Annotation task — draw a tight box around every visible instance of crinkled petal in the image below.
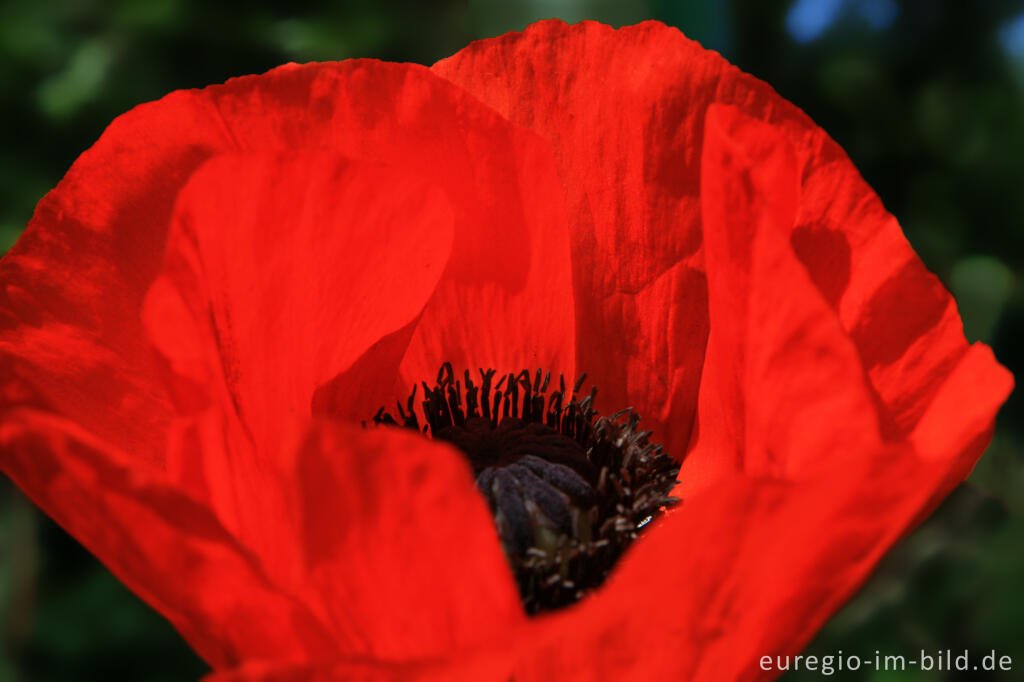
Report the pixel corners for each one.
[432,19,1008,465]
[3,388,523,669]
[681,104,881,490]
[142,60,577,583]
[4,55,575,467]
[505,103,1012,681]
[190,60,576,404]
[0,398,337,670]
[138,408,524,668]
[244,420,524,662]
[433,20,724,458]
[2,22,1013,678]
[3,59,574,665]
[143,151,453,531]
[392,116,576,389]
[515,447,944,681]
[0,91,213,468]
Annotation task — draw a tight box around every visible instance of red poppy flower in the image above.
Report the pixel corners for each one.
[0,19,1012,681]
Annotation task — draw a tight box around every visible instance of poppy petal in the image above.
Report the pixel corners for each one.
[0,104,202,468]
[145,149,453,461]
[141,60,576,465]
[2,58,574,475]
[5,58,573,670]
[142,150,455,572]
[202,652,514,682]
[395,130,576,393]
[680,103,883,491]
[189,60,576,407]
[0,399,337,670]
[907,341,1013,498]
[157,412,523,668]
[268,420,524,661]
[514,448,942,681]
[432,20,726,458]
[433,19,1007,468]
[506,103,1011,681]
[2,22,1011,678]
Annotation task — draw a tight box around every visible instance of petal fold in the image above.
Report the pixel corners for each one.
[432,19,1010,466]
[433,20,729,457]
[264,421,525,661]
[5,59,574,667]
[144,150,453,469]
[0,401,336,670]
[680,104,882,490]
[506,103,1011,681]
[1,24,1013,678]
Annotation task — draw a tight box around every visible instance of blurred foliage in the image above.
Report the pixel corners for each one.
[0,0,1021,680]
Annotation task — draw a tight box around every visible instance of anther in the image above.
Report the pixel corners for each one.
[373,364,680,614]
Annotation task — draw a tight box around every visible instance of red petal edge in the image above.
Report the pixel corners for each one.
[432,19,1009,472]
[243,420,525,663]
[0,400,337,668]
[501,104,1012,681]
[3,57,574,670]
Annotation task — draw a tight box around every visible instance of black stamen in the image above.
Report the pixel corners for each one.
[372,365,681,614]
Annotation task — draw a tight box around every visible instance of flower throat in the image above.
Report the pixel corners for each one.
[373,363,680,614]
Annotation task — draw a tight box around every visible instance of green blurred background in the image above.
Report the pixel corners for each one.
[0,1,1021,680]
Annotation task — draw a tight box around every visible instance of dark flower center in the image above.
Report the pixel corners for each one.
[372,363,680,614]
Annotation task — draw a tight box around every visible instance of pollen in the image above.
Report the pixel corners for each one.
[373,363,680,614]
